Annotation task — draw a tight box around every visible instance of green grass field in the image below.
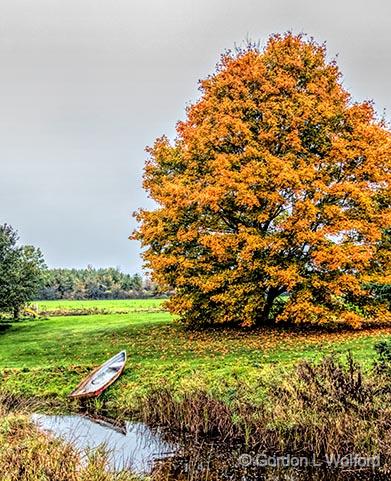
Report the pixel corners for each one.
[35,298,165,313]
[0,299,390,412]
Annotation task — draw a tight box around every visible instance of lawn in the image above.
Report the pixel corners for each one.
[0,299,390,413]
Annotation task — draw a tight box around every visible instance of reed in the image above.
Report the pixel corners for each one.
[136,351,391,473]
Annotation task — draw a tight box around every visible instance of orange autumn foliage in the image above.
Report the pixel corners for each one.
[134,33,391,328]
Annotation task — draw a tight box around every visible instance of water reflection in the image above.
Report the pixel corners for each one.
[31,413,176,473]
[154,442,389,481]
[32,414,389,480]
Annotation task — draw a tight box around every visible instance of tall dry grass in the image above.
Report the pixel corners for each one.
[136,351,391,474]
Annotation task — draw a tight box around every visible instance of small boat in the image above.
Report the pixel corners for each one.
[69,351,127,399]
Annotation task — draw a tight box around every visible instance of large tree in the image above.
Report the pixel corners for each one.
[135,34,391,328]
[0,224,46,319]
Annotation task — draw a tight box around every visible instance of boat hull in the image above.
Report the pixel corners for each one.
[69,351,127,399]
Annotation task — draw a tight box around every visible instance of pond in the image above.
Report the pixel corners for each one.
[32,413,388,481]
[31,413,176,474]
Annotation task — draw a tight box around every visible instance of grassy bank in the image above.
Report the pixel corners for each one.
[0,299,390,410]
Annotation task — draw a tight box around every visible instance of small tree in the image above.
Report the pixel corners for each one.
[135,34,391,328]
[0,224,46,319]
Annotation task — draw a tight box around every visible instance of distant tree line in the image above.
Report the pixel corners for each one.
[1,223,163,319]
[37,267,158,300]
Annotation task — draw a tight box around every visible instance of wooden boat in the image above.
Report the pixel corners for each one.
[69,351,127,399]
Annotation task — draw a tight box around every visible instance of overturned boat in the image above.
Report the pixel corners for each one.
[69,351,127,399]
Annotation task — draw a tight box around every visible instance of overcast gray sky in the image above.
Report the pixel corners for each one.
[0,0,389,273]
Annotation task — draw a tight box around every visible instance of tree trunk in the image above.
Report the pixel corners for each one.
[256,288,279,326]
[13,306,20,320]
